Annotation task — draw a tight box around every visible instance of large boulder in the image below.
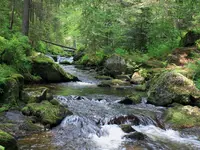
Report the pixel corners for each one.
[104,55,127,77]
[0,74,24,105]
[180,30,200,47]
[0,130,18,150]
[148,71,200,106]
[22,101,72,128]
[31,54,78,83]
[163,105,200,128]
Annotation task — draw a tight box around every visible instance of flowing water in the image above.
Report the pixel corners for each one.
[18,59,200,150]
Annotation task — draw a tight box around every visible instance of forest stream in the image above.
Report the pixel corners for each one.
[17,58,200,150]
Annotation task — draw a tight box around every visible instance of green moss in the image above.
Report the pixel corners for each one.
[22,87,48,103]
[99,79,130,87]
[0,145,5,150]
[0,130,17,150]
[31,54,78,83]
[22,101,72,127]
[32,54,54,64]
[127,95,142,104]
[0,104,10,113]
[148,71,200,106]
[164,105,200,128]
[50,99,60,105]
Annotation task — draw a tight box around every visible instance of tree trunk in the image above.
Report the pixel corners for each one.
[22,0,31,36]
[9,0,15,30]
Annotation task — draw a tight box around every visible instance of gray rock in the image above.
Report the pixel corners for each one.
[104,55,126,77]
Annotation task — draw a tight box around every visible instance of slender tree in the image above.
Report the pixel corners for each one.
[9,0,16,30]
[22,0,31,36]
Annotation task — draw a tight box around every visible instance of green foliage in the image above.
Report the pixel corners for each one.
[2,33,31,73]
[129,52,150,64]
[0,104,10,113]
[47,45,68,56]
[186,61,200,89]
[115,48,128,56]
[79,50,106,66]
[35,41,47,53]
[0,36,7,53]
[0,64,17,84]
[0,145,5,150]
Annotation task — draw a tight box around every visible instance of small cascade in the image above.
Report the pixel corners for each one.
[90,125,126,150]
[57,55,74,64]
[132,125,200,149]
[45,54,55,62]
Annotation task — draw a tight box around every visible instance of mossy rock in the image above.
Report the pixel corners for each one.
[147,71,200,106]
[0,130,18,150]
[31,54,78,83]
[23,73,42,84]
[119,95,142,105]
[98,79,130,87]
[22,101,72,127]
[50,99,60,105]
[180,30,200,47]
[163,105,200,128]
[124,132,147,140]
[133,84,147,91]
[21,87,49,103]
[120,124,135,133]
[0,74,24,107]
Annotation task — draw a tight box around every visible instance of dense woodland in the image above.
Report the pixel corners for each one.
[1,0,200,149]
[1,0,200,84]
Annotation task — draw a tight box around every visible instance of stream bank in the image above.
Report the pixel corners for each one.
[16,61,200,150]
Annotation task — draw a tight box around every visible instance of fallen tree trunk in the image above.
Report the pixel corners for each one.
[42,40,76,51]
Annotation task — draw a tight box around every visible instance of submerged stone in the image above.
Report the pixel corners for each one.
[119,95,142,105]
[124,132,147,140]
[120,124,135,133]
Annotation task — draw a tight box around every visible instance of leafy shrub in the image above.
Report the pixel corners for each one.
[186,61,200,89]
[34,41,47,53]
[47,45,68,56]
[2,33,31,73]
[0,64,17,84]
[0,36,7,54]
[79,49,106,66]
[129,52,150,64]
[115,48,128,56]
